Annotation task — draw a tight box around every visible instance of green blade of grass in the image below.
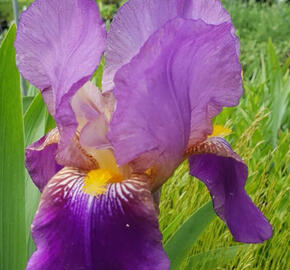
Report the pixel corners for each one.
[22,96,34,114]
[267,40,290,147]
[185,245,245,270]
[164,201,215,270]
[163,212,184,241]
[0,24,27,270]
[45,113,56,133]
[24,92,48,146]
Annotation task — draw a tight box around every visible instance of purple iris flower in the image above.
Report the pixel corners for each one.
[15,0,272,269]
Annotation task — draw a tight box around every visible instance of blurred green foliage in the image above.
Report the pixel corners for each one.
[224,0,290,69]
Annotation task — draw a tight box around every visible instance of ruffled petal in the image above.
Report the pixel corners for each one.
[27,168,169,270]
[103,0,236,91]
[108,18,242,189]
[26,129,99,192]
[15,0,106,151]
[188,137,272,243]
[25,129,62,192]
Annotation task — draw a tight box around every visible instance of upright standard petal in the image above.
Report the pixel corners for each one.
[188,137,272,243]
[27,168,169,270]
[15,0,106,150]
[26,129,62,192]
[108,18,242,190]
[103,0,236,91]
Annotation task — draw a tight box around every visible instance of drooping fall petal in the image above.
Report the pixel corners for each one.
[25,129,62,192]
[103,0,237,91]
[188,137,272,243]
[27,168,169,270]
[15,0,106,152]
[108,18,242,190]
[26,128,99,192]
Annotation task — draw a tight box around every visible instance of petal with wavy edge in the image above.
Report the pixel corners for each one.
[26,129,99,192]
[15,0,106,152]
[108,18,242,190]
[103,0,237,91]
[27,168,169,270]
[25,129,62,192]
[188,137,272,243]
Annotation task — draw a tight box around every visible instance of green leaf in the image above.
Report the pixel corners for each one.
[163,212,184,241]
[0,24,27,270]
[267,39,280,75]
[266,40,290,147]
[23,92,48,257]
[164,201,215,270]
[26,84,38,96]
[92,56,105,89]
[22,96,34,114]
[282,56,290,74]
[185,245,245,270]
[45,113,56,133]
[24,92,48,146]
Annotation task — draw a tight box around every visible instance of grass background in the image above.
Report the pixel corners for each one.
[0,0,289,269]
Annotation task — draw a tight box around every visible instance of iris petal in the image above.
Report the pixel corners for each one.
[26,128,99,192]
[25,129,62,192]
[27,168,169,270]
[108,18,242,189]
[15,0,106,153]
[71,81,114,150]
[188,137,272,243]
[103,0,237,91]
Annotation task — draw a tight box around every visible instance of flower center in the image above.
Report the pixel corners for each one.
[82,169,124,196]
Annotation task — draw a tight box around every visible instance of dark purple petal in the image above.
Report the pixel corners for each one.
[108,18,242,190]
[26,129,62,192]
[27,168,169,270]
[15,0,106,152]
[103,0,237,91]
[188,137,272,243]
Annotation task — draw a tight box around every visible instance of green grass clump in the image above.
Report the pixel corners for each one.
[225,0,290,69]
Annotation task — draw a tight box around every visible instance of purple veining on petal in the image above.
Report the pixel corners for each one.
[25,129,62,192]
[108,18,242,189]
[27,168,169,270]
[188,137,272,243]
[103,0,238,91]
[15,0,106,153]
[26,128,99,191]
